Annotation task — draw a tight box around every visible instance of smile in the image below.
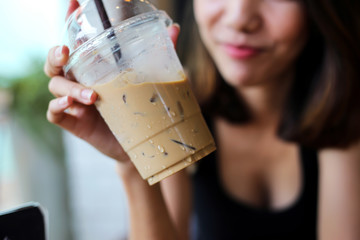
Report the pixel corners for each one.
[222,44,263,59]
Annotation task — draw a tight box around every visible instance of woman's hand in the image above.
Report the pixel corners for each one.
[44,45,129,162]
[44,0,180,166]
[43,0,127,163]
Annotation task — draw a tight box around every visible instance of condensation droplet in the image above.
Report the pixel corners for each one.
[186,158,193,163]
[149,139,154,144]
[158,145,165,153]
[147,124,151,129]
[162,165,166,169]
[170,111,176,117]
[192,129,199,134]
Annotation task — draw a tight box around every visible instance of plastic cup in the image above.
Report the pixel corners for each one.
[63,0,216,185]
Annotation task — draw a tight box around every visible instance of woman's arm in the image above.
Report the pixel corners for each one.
[119,165,192,240]
[118,163,181,240]
[160,169,192,240]
[318,140,360,240]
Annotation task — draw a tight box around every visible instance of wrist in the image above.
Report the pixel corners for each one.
[116,160,143,183]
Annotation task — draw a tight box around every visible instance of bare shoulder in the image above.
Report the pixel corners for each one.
[318,140,360,240]
[318,139,360,195]
[319,140,360,161]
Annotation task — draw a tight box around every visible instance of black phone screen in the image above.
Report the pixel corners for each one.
[0,203,47,240]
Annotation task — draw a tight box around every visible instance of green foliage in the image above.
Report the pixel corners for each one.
[0,59,65,162]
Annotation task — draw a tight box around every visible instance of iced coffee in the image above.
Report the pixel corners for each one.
[63,0,216,184]
[92,71,215,184]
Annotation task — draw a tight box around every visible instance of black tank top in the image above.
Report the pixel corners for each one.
[191,119,319,240]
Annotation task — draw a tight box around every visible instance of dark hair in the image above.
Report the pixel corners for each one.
[175,0,360,149]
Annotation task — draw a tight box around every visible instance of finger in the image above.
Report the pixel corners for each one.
[47,96,74,124]
[47,97,86,138]
[48,98,128,162]
[44,45,70,78]
[48,76,97,105]
[64,101,92,119]
[168,23,180,49]
[66,0,80,20]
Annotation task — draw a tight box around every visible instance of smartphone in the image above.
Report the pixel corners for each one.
[0,202,48,240]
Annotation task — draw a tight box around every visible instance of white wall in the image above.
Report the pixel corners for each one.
[64,132,129,240]
[0,119,72,240]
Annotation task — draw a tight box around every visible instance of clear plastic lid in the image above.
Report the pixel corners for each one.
[62,0,173,81]
[63,0,159,55]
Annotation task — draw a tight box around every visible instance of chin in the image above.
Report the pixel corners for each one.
[220,68,257,88]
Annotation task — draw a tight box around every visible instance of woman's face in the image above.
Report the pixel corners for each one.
[194,0,308,88]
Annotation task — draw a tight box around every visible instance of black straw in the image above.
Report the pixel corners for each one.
[94,0,121,63]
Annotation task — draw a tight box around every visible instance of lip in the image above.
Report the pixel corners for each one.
[222,44,263,59]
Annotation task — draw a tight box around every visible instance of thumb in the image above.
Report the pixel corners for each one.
[66,0,80,21]
[168,23,180,49]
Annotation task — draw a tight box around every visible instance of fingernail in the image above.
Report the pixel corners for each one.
[173,23,180,30]
[81,89,94,101]
[59,96,68,106]
[55,46,64,59]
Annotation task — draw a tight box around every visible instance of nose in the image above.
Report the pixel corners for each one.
[223,0,262,33]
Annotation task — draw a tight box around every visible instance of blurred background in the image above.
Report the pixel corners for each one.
[0,0,176,239]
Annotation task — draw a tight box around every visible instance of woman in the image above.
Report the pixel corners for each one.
[44,0,360,239]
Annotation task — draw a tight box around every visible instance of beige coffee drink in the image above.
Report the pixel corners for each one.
[63,0,216,184]
[92,72,216,184]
